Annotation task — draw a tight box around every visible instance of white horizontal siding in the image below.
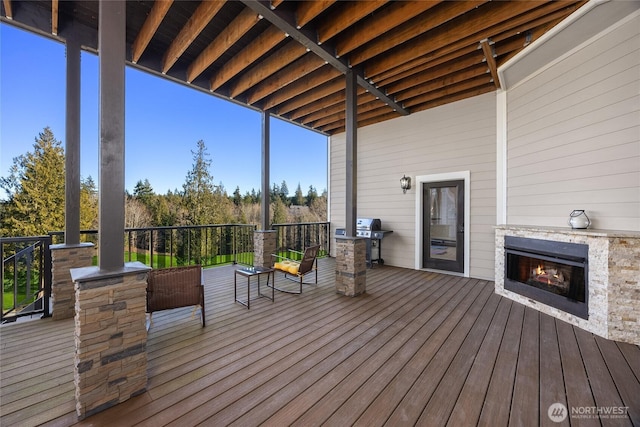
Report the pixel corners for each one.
[330,92,497,280]
[506,14,640,231]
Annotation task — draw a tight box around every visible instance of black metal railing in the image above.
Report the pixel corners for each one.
[1,235,52,323]
[1,222,328,323]
[49,224,257,268]
[272,221,330,258]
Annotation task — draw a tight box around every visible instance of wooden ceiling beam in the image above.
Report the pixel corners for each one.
[2,0,12,19]
[365,1,572,81]
[161,0,225,74]
[230,41,307,98]
[51,0,58,35]
[400,74,493,107]
[210,25,286,91]
[308,93,378,128]
[187,7,259,83]
[335,1,442,58]
[246,53,325,105]
[239,0,409,115]
[318,104,397,134]
[376,45,479,88]
[132,0,173,64]
[480,39,500,89]
[317,0,388,45]
[409,85,495,115]
[371,2,581,85]
[295,0,336,29]
[350,0,488,66]
[270,0,285,9]
[289,82,345,120]
[385,51,484,95]
[268,69,342,113]
[393,64,489,101]
[289,90,345,122]
[291,85,374,122]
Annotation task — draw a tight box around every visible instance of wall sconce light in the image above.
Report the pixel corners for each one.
[400,175,411,194]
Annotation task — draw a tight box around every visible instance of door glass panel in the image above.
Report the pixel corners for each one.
[429,187,457,261]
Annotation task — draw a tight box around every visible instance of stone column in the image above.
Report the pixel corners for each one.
[254,230,277,269]
[335,237,366,296]
[70,262,150,419]
[50,243,94,320]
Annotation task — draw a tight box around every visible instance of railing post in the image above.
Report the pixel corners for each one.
[42,236,52,318]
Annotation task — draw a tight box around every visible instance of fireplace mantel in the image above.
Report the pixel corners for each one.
[495,225,640,345]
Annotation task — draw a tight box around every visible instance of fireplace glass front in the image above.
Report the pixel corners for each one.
[504,236,588,319]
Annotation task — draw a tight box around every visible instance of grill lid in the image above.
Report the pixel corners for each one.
[356,218,381,231]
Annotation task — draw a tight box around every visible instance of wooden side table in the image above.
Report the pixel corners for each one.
[234,266,275,309]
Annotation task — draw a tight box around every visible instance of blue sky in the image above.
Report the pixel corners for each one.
[0,24,328,199]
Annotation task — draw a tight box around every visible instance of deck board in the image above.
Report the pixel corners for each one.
[1,258,638,427]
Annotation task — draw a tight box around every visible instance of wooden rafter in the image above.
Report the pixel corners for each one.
[364,1,562,81]
[263,67,341,111]
[480,39,500,89]
[51,0,58,35]
[295,0,335,29]
[161,0,225,74]
[210,25,286,91]
[349,0,488,67]
[292,90,346,122]
[316,0,388,45]
[377,45,480,87]
[246,53,325,105]
[230,41,307,98]
[385,50,484,94]
[2,0,11,19]
[272,70,344,114]
[187,7,259,83]
[132,0,173,64]
[393,65,489,101]
[409,85,495,115]
[371,2,581,85]
[240,0,409,115]
[1,0,588,134]
[335,1,443,57]
[400,75,493,107]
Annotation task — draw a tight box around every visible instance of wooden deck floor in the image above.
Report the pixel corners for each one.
[1,258,639,427]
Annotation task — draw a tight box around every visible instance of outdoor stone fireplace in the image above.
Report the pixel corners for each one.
[495,225,640,345]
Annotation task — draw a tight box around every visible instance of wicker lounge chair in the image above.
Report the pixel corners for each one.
[272,245,320,294]
[146,265,205,327]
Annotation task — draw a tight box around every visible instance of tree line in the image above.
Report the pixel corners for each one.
[0,127,327,237]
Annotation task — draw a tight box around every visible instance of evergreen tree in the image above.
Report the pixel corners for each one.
[293,183,305,206]
[271,198,287,225]
[182,140,216,226]
[280,180,289,204]
[0,127,65,236]
[80,176,98,230]
[306,185,318,207]
[232,186,242,207]
[270,182,280,204]
[133,179,154,204]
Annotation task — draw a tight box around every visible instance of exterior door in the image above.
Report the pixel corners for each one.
[423,180,464,273]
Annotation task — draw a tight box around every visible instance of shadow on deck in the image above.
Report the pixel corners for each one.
[1,258,638,426]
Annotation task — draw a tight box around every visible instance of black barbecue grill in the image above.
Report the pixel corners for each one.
[336,218,393,268]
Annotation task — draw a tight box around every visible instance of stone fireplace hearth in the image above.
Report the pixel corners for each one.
[495,225,640,345]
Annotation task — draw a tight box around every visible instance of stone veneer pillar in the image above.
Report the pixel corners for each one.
[70,262,150,419]
[50,243,94,320]
[335,237,366,296]
[254,230,277,269]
